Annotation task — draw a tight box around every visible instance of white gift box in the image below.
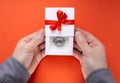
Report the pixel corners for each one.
[45,8,74,55]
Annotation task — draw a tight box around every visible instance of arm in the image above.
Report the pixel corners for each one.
[0,57,29,83]
[86,68,115,83]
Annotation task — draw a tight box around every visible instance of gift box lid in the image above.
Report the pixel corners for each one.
[45,8,74,37]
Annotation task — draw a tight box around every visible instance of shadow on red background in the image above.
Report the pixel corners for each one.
[0,0,120,83]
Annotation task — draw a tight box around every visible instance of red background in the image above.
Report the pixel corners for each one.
[0,0,120,83]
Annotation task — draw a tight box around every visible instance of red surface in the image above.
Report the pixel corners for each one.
[0,0,120,83]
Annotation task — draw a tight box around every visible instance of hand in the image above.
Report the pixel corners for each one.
[74,28,107,79]
[12,29,45,75]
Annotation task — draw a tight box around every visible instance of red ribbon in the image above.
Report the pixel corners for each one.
[45,10,74,31]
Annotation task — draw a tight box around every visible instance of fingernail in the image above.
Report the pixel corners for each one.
[75,31,83,41]
[39,29,45,34]
[75,31,80,36]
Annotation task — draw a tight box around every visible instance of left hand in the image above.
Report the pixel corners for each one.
[73,28,107,79]
[12,29,45,75]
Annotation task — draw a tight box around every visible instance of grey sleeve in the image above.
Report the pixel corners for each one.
[86,68,116,83]
[0,57,30,83]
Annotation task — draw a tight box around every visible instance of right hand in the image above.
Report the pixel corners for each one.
[74,28,107,79]
[12,29,45,75]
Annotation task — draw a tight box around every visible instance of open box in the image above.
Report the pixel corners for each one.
[45,8,74,55]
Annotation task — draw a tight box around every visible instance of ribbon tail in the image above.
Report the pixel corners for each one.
[45,20,57,25]
[63,20,75,24]
[58,24,61,31]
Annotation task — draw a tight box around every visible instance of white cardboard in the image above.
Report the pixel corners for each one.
[45,7,74,55]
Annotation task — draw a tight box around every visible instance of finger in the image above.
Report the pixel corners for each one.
[37,39,45,47]
[28,49,46,75]
[73,49,83,65]
[74,41,82,52]
[75,28,103,46]
[41,50,45,58]
[27,58,37,75]
[73,49,81,59]
[21,32,38,43]
[38,42,45,51]
[26,29,45,52]
[34,48,45,63]
[75,31,90,55]
[27,48,42,75]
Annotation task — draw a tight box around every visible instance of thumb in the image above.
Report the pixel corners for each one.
[75,31,90,55]
[25,29,45,52]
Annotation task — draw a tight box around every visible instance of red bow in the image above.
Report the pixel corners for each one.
[45,10,74,31]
